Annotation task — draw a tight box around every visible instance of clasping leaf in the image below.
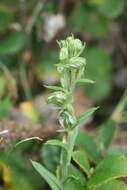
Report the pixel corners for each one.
[76,78,95,84]
[44,85,66,92]
[45,139,67,151]
[77,107,99,125]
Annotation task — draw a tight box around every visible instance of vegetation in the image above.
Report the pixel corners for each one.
[0,0,127,190]
[32,36,127,190]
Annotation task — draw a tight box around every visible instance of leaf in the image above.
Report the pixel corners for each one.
[0,94,12,120]
[47,91,66,107]
[0,153,44,190]
[0,32,25,54]
[15,137,43,147]
[45,139,67,150]
[87,155,127,189]
[77,107,98,125]
[68,4,86,30]
[85,47,113,101]
[0,162,39,190]
[97,120,117,149]
[95,179,127,190]
[83,9,109,37]
[57,57,86,69]
[108,147,127,157]
[41,144,60,171]
[73,151,90,177]
[68,3,109,37]
[59,109,77,130]
[31,161,61,190]
[68,57,86,68]
[0,6,13,30]
[97,0,124,18]
[0,76,5,95]
[66,164,86,190]
[76,132,101,163]
[44,85,66,92]
[76,78,95,84]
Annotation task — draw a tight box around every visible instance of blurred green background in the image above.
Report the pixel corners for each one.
[0,0,127,189]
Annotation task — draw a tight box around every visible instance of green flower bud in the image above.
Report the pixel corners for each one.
[68,57,86,68]
[68,38,85,57]
[47,92,66,107]
[60,47,68,60]
[58,35,85,59]
[59,109,77,130]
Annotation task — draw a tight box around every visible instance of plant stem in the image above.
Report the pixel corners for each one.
[60,127,78,190]
[54,36,86,189]
[59,65,79,189]
[60,135,67,178]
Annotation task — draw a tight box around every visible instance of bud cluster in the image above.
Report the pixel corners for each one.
[58,35,85,60]
[46,35,86,131]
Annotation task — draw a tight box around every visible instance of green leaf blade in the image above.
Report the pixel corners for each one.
[73,151,90,177]
[0,32,25,54]
[31,161,61,190]
[66,164,86,190]
[76,78,95,84]
[97,120,117,149]
[77,107,98,125]
[76,132,101,163]
[97,0,124,18]
[85,47,113,101]
[95,180,127,190]
[45,139,67,151]
[44,85,66,92]
[87,155,127,189]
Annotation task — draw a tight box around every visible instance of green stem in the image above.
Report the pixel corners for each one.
[60,135,68,179]
[59,47,81,189]
[60,127,78,189]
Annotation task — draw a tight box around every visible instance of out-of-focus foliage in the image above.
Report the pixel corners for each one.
[41,144,60,171]
[0,6,13,30]
[0,0,126,113]
[68,4,109,37]
[95,0,124,18]
[0,32,25,54]
[84,47,113,100]
[0,0,127,189]
[0,148,44,190]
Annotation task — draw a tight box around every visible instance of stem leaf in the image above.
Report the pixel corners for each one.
[44,85,66,92]
[76,78,95,84]
[45,139,67,151]
[76,107,99,125]
[31,161,61,190]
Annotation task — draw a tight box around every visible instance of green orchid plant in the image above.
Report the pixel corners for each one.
[31,36,127,190]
